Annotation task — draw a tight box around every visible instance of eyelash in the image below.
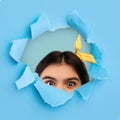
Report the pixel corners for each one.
[45,80,56,86]
[44,80,77,88]
[66,81,77,88]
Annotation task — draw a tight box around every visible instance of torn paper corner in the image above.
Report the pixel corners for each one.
[91,43,103,60]
[89,64,107,80]
[30,13,50,39]
[15,66,37,90]
[89,43,107,79]
[30,13,69,39]
[67,10,90,40]
[34,80,74,107]
[76,81,94,100]
[9,38,29,63]
[76,79,104,100]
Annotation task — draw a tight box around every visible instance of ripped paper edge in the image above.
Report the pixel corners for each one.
[9,11,107,107]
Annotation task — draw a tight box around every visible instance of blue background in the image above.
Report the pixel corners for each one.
[0,0,120,120]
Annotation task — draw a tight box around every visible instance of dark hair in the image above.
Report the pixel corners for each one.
[35,51,89,85]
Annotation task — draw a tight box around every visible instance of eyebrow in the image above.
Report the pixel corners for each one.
[67,77,80,81]
[42,76,57,81]
[41,76,80,82]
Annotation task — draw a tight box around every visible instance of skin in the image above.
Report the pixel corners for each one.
[40,63,81,92]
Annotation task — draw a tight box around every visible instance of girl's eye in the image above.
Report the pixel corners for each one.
[45,81,55,86]
[67,81,76,87]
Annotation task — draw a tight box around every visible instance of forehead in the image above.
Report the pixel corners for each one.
[40,63,79,78]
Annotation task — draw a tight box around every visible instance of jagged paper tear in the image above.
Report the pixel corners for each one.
[15,66,101,107]
[67,10,90,40]
[9,39,28,62]
[9,10,107,107]
[30,13,50,39]
[34,79,74,107]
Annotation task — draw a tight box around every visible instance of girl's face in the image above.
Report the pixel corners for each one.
[40,63,81,92]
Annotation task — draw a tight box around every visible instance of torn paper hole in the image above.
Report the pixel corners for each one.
[9,11,107,107]
[21,28,91,72]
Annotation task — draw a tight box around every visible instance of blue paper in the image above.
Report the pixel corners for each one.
[67,10,90,40]
[9,38,28,62]
[34,80,74,107]
[15,66,36,90]
[89,64,107,79]
[89,43,107,79]
[30,13,50,39]
[9,11,107,107]
[76,81,94,100]
[91,43,103,64]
